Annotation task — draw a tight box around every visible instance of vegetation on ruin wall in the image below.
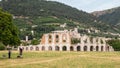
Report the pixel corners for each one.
[31,39,40,45]
[71,38,80,44]
[107,39,120,51]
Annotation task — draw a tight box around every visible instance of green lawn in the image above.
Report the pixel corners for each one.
[0,51,120,68]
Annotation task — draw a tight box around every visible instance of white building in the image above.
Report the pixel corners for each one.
[18,28,114,51]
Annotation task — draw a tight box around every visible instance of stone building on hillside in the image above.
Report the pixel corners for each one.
[18,28,114,51]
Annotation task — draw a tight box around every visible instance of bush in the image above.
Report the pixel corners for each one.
[71,38,80,44]
[0,42,5,50]
[107,40,120,51]
[31,39,40,45]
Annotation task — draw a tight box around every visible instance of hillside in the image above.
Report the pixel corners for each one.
[92,7,120,32]
[0,0,119,39]
[0,0,95,23]
[92,7,118,17]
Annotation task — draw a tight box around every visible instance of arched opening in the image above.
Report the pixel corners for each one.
[49,35,52,39]
[101,46,104,51]
[48,35,52,43]
[26,47,28,50]
[90,46,94,51]
[70,46,74,51]
[56,35,59,43]
[56,35,59,38]
[77,46,80,51]
[48,46,52,51]
[36,47,39,51]
[22,47,24,50]
[84,46,87,51]
[55,46,59,51]
[62,46,67,51]
[107,46,109,51]
[42,46,45,51]
[30,47,33,50]
[62,34,67,43]
[96,46,99,51]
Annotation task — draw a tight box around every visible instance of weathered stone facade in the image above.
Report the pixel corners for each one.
[18,28,114,51]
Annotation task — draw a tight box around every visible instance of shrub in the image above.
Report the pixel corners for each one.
[0,42,5,50]
[107,40,120,51]
[31,39,40,45]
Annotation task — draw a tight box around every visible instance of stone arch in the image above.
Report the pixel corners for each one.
[22,47,24,50]
[96,46,99,51]
[30,47,33,51]
[101,46,104,51]
[107,46,109,51]
[55,46,59,51]
[77,46,81,51]
[62,34,67,43]
[26,47,28,50]
[41,46,45,51]
[62,46,67,51]
[36,46,39,51]
[90,46,94,51]
[48,34,52,43]
[56,35,59,38]
[84,46,87,51]
[48,46,52,51]
[70,46,74,51]
[49,35,52,39]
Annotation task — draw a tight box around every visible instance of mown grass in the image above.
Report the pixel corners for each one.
[0,51,120,68]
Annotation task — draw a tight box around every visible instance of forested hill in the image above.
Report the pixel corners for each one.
[92,7,120,30]
[0,0,112,28]
[0,0,95,23]
[92,7,120,34]
[0,0,119,39]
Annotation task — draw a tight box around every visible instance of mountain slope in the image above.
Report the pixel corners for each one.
[92,7,120,34]
[93,7,120,25]
[0,0,119,39]
[0,0,95,24]
[92,7,120,29]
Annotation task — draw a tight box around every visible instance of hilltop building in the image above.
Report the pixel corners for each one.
[18,28,114,51]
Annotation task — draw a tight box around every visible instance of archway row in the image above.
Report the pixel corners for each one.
[24,45,105,51]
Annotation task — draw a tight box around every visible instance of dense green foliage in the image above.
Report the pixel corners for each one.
[14,16,78,39]
[0,8,20,46]
[107,39,120,51]
[0,42,5,50]
[31,39,40,45]
[71,38,80,44]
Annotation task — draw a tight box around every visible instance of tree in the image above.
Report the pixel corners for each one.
[31,39,40,45]
[0,8,20,47]
[0,42,5,50]
[107,39,120,51]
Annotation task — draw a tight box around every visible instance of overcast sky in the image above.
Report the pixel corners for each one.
[51,0,120,13]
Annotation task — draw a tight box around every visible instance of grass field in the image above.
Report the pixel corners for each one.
[0,51,120,68]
